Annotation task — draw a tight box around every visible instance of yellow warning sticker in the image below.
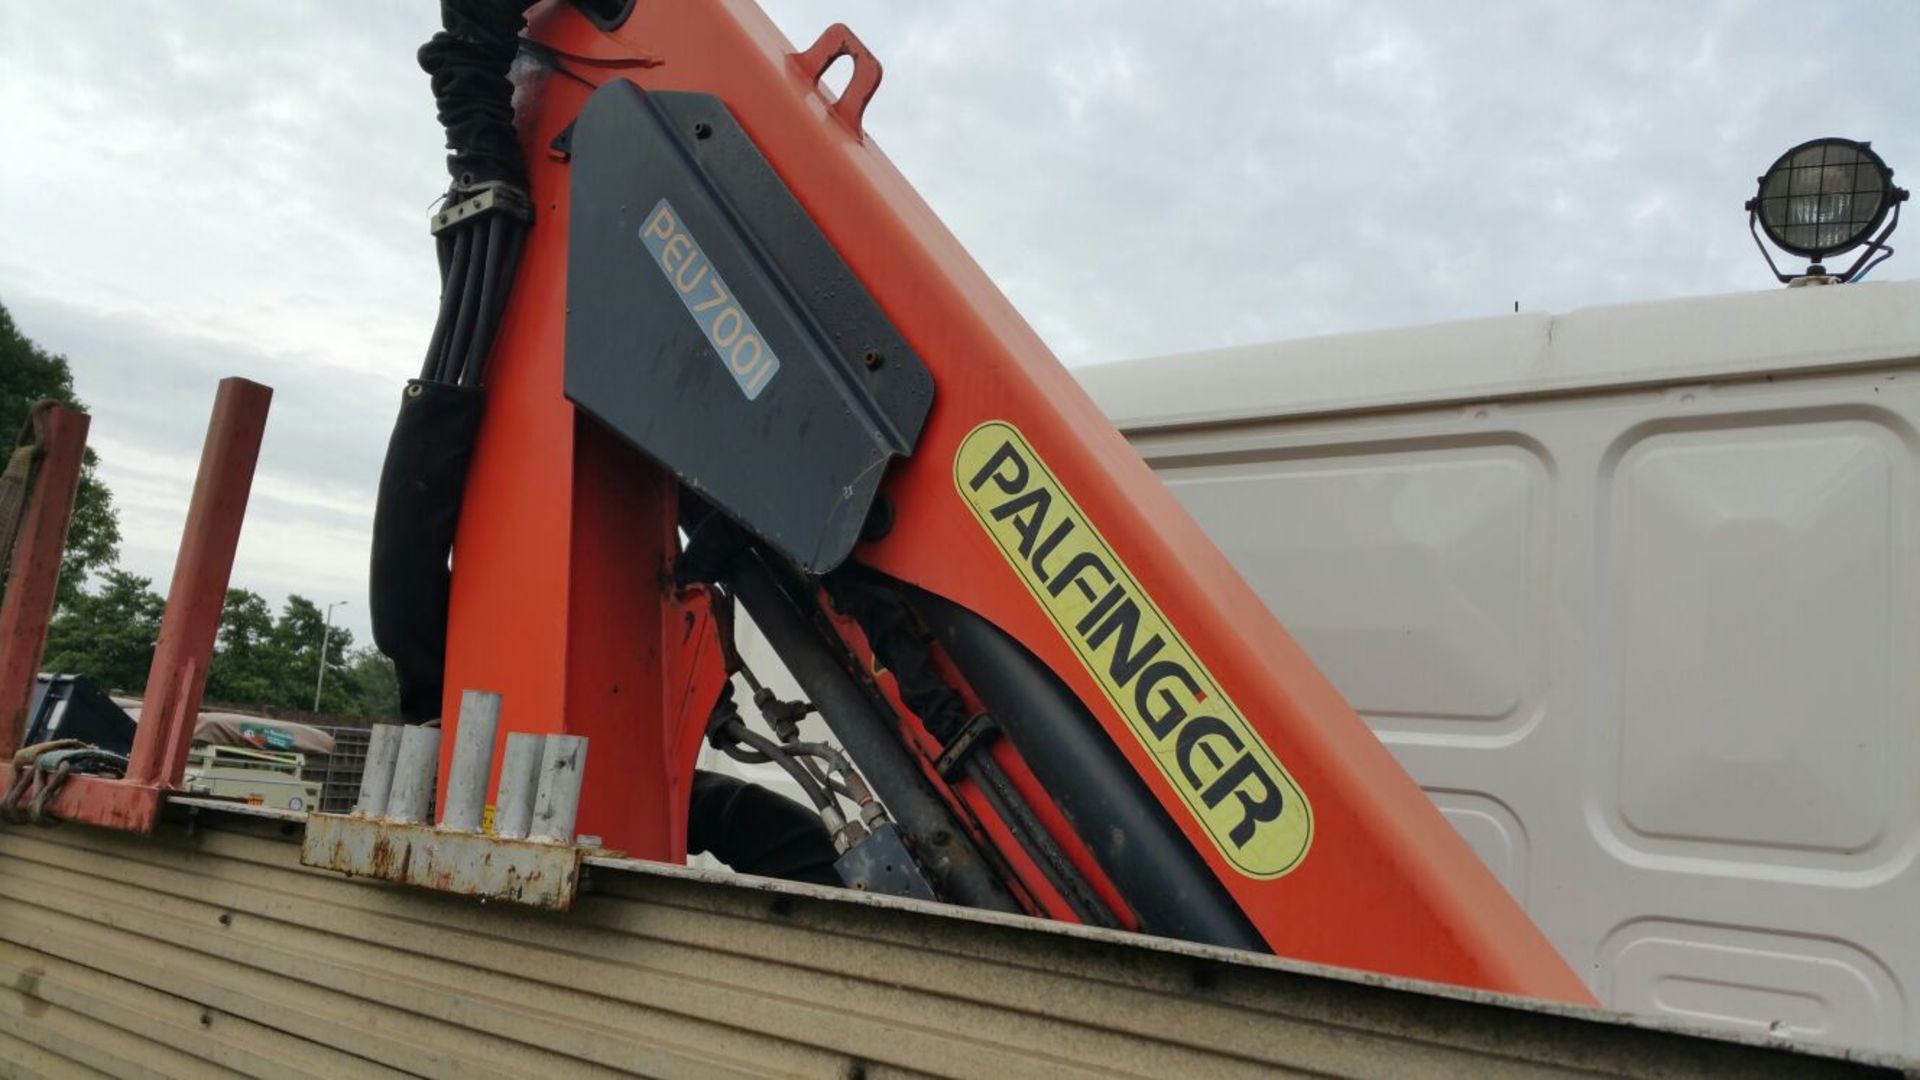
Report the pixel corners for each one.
[955,421,1312,878]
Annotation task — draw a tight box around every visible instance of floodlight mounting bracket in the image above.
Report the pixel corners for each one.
[1747,190,1907,285]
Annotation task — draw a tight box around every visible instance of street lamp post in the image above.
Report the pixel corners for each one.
[314,600,349,713]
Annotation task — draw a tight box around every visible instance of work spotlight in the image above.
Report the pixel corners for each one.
[1747,137,1906,284]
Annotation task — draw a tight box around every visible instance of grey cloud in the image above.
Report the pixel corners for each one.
[9,294,392,499]
[777,0,1917,356]
[5,293,393,647]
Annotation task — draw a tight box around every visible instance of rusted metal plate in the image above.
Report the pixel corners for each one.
[299,812,582,910]
[0,765,164,832]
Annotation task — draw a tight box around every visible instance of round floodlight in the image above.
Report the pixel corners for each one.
[1751,138,1898,259]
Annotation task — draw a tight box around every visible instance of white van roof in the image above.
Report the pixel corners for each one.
[1078,281,1920,429]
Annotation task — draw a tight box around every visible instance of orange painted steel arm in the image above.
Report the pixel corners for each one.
[442,0,1594,1005]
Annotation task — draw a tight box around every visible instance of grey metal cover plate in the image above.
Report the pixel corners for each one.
[564,80,932,572]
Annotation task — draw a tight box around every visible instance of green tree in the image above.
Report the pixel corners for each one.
[35,575,398,720]
[40,569,165,693]
[202,591,376,716]
[341,647,400,720]
[268,595,356,714]
[203,588,279,707]
[1,300,121,604]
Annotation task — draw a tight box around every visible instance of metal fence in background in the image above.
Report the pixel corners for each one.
[309,726,372,815]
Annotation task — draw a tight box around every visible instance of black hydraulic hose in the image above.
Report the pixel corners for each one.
[909,587,1268,952]
[498,223,526,291]
[441,226,489,384]
[825,571,1118,926]
[724,738,852,802]
[465,215,505,383]
[722,551,1020,914]
[432,230,474,382]
[715,738,774,764]
[773,741,856,801]
[962,752,1118,928]
[421,228,471,380]
[720,720,834,812]
[373,0,538,721]
[467,222,525,388]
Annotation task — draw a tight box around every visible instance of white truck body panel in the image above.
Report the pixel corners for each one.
[1073,281,1920,1056]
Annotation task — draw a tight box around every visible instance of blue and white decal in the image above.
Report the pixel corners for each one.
[639,198,781,400]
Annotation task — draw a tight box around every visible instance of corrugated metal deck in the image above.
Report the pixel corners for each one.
[0,810,1909,1078]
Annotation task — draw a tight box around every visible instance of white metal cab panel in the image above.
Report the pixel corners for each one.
[1074,281,1920,1056]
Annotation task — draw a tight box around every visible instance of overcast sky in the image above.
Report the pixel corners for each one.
[3,1,1916,650]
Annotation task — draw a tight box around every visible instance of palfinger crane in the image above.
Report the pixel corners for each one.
[368,0,1591,1003]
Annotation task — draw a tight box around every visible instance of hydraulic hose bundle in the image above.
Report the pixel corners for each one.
[372,0,536,721]
[416,0,534,391]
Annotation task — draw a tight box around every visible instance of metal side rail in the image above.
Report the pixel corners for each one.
[0,805,1910,1079]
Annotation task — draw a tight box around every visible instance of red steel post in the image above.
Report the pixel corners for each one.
[124,378,272,787]
[0,404,90,758]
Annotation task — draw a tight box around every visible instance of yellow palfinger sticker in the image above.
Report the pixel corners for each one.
[955,421,1312,878]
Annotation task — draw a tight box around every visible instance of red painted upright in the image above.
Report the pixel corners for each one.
[1,380,270,832]
[0,404,89,758]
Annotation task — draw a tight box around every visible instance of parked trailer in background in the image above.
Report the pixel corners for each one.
[1066,280,1920,1056]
